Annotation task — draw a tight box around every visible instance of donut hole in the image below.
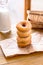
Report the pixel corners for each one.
[22,23,26,27]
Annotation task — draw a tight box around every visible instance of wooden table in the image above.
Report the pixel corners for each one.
[0,29,43,65]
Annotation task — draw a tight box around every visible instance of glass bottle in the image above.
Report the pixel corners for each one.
[0,0,11,33]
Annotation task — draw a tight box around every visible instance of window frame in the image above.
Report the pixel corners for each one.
[24,0,31,20]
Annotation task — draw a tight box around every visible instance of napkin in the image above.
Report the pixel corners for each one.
[0,32,43,57]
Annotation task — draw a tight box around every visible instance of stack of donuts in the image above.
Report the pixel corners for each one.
[16,20,32,47]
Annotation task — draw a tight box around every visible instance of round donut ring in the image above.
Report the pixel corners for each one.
[16,20,32,32]
[17,30,31,38]
[17,39,31,47]
[17,36,31,43]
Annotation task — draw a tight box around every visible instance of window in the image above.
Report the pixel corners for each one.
[31,0,43,11]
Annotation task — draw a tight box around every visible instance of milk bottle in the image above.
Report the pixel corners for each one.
[0,0,11,33]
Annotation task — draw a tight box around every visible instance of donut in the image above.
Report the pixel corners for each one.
[17,30,31,38]
[17,39,31,47]
[17,36,31,43]
[16,20,32,32]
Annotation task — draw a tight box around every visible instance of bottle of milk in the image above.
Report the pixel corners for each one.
[0,0,11,33]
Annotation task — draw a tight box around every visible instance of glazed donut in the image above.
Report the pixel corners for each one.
[17,36,31,43]
[17,30,31,38]
[17,39,31,47]
[16,20,32,32]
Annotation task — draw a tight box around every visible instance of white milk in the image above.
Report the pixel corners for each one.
[0,6,11,33]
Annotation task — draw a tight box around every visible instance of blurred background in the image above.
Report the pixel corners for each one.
[8,0,24,26]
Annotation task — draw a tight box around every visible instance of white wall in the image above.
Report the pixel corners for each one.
[31,0,43,11]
